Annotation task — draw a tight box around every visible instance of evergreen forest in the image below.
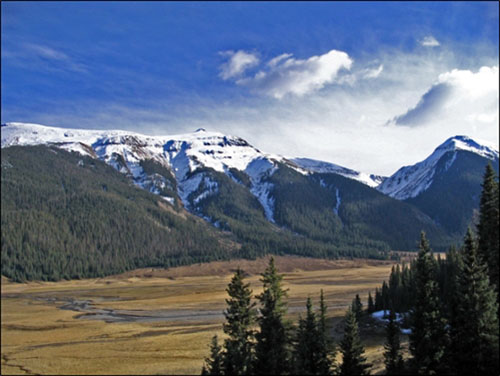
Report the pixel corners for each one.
[201,164,499,375]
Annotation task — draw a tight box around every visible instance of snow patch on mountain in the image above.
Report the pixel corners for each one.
[177,174,203,209]
[444,152,457,171]
[245,158,277,222]
[251,182,275,223]
[334,188,341,216]
[291,157,383,187]
[161,196,175,205]
[377,135,499,200]
[193,177,219,205]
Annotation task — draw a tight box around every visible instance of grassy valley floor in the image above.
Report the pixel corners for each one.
[1,256,400,375]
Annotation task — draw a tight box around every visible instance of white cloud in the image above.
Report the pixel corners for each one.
[219,50,259,80]
[10,50,497,177]
[437,66,498,98]
[361,64,383,79]
[420,35,440,47]
[236,49,353,99]
[24,43,71,61]
[394,66,499,127]
[267,53,293,68]
[4,43,88,73]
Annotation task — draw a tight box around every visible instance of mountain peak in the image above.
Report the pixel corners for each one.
[377,135,498,200]
[195,128,206,133]
[437,135,499,159]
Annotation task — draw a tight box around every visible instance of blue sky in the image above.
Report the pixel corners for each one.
[2,1,499,174]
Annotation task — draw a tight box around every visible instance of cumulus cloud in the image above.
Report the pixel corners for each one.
[394,66,499,127]
[219,50,259,80]
[420,35,440,47]
[237,49,353,99]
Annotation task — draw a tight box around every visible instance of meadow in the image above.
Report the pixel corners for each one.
[1,256,401,375]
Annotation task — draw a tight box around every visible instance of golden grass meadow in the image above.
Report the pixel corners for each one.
[1,256,403,375]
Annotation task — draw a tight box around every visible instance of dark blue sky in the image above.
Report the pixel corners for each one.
[1,1,498,174]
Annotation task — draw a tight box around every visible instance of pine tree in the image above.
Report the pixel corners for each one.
[317,289,336,375]
[389,265,401,311]
[339,308,371,376]
[254,257,290,375]
[202,335,224,375]
[381,280,390,310]
[441,245,463,321]
[374,287,383,311]
[222,268,257,375]
[293,297,321,375]
[351,294,363,321]
[409,232,449,375]
[367,292,375,314]
[450,228,499,375]
[384,308,404,375]
[477,163,499,292]
[401,262,414,313]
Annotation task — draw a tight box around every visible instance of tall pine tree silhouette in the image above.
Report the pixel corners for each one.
[317,290,336,375]
[222,268,257,375]
[367,292,375,313]
[409,232,449,374]
[293,297,321,375]
[339,308,371,376]
[254,257,290,375]
[450,228,499,375]
[351,294,363,321]
[384,307,404,375]
[477,163,499,293]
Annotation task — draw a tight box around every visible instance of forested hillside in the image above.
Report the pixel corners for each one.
[1,146,236,281]
[1,141,494,282]
[405,150,499,237]
[1,146,392,282]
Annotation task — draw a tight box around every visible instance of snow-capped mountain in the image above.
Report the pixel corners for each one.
[8,121,492,261]
[3,123,497,242]
[1,122,296,219]
[377,135,499,200]
[291,157,385,188]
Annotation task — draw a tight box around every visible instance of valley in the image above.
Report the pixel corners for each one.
[2,3,498,375]
[1,256,398,375]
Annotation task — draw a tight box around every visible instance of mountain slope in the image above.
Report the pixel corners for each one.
[404,150,499,236]
[268,166,451,251]
[377,135,499,200]
[291,157,385,187]
[377,135,499,236]
[1,144,396,282]
[1,122,295,216]
[2,122,488,283]
[1,145,237,281]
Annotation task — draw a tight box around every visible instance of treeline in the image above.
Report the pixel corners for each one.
[368,163,499,375]
[201,257,371,375]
